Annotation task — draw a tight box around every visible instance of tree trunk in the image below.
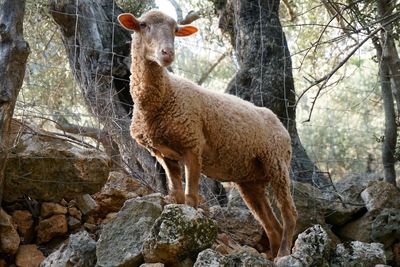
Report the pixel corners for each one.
[0,0,30,204]
[376,0,398,186]
[49,0,166,193]
[211,0,328,186]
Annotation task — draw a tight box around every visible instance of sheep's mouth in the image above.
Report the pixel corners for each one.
[146,55,173,67]
[161,57,174,67]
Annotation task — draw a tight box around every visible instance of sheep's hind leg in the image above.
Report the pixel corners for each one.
[271,163,297,258]
[155,155,184,204]
[236,181,283,259]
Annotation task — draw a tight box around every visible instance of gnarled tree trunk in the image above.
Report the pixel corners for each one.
[211,0,328,186]
[0,0,30,204]
[376,0,398,186]
[49,0,166,192]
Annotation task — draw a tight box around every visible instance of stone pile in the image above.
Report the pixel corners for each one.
[1,144,400,267]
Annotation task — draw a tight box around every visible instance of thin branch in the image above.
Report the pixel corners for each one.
[52,112,120,158]
[197,53,227,85]
[296,13,400,122]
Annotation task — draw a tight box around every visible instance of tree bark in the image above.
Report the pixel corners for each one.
[49,0,166,193]
[211,0,328,186]
[0,0,30,204]
[376,0,398,186]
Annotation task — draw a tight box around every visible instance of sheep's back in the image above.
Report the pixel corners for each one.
[171,76,290,181]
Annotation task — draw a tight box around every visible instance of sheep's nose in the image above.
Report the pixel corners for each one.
[161,47,174,57]
[160,47,175,65]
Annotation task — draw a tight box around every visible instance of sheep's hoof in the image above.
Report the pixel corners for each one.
[164,191,185,204]
[185,194,198,208]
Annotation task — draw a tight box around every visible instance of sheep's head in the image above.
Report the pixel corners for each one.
[118,10,198,67]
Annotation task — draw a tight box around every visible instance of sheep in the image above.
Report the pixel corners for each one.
[117,10,297,259]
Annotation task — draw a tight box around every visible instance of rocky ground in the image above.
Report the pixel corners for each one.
[0,127,400,266]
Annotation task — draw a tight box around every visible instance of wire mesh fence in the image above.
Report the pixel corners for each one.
[11,0,389,197]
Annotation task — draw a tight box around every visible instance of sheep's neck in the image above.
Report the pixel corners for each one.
[130,36,168,115]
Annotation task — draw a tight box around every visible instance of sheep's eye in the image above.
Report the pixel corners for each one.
[139,22,147,29]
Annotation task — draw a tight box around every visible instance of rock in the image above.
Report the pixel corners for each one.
[139,264,165,267]
[224,251,273,267]
[339,207,400,246]
[39,230,96,267]
[68,206,82,220]
[75,194,98,215]
[4,129,110,202]
[290,181,327,235]
[36,214,68,244]
[194,249,274,267]
[371,208,400,248]
[227,181,327,236]
[12,210,34,243]
[194,249,226,266]
[41,202,67,218]
[94,171,143,216]
[143,204,218,266]
[361,181,400,211]
[323,174,382,226]
[0,208,20,255]
[96,194,164,267]
[209,206,264,248]
[199,175,228,207]
[67,216,81,231]
[83,223,96,232]
[15,244,45,267]
[275,224,336,267]
[337,210,376,242]
[227,187,247,209]
[330,241,386,267]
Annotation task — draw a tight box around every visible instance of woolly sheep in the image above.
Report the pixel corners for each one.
[118,10,297,259]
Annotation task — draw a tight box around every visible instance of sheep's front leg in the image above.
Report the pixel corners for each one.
[182,151,202,208]
[155,155,185,204]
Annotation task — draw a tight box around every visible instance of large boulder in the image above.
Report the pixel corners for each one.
[290,181,328,235]
[371,208,400,248]
[322,173,385,226]
[275,224,336,267]
[40,231,96,267]
[4,128,111,202]
[143,204,218,266]
[360,181,400,211]
[338,181,400,246]
[209,206,264,249]
[330,241,386,267]
[96,194,164,267]
[194,248,274,267]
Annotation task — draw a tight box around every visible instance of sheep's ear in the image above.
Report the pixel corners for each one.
[118,13,140,32]
[175,25,198,37]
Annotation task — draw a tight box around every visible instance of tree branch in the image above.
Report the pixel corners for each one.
[297,12,400,122]
[197,53,227,85]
